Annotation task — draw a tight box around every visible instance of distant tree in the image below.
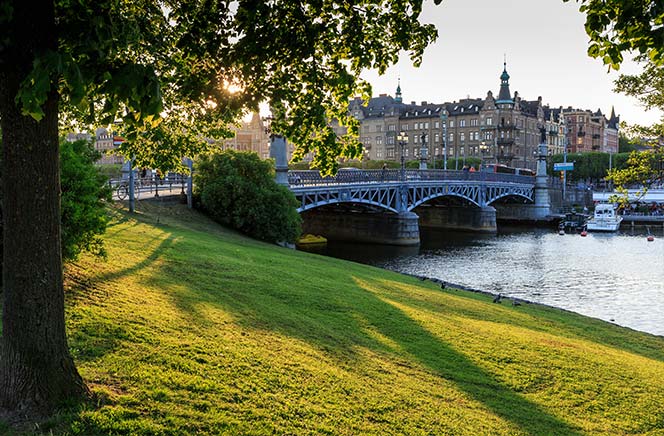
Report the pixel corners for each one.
[619,133,640,154]
[548,152,630,183]
[0,0,440,414]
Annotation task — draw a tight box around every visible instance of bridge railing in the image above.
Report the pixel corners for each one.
[288,169,534,187]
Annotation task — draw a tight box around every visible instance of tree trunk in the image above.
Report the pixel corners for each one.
[0,0,88,414]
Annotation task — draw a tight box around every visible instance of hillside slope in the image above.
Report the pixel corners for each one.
[7,202,664,435]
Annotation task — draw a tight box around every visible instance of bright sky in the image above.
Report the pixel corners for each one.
[361,0,662,127]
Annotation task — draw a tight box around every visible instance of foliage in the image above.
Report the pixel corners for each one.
[566,0,664,69]
[5,0,441,175]
[619,132,640,153]
[12,202,664,434]
[194,150,301,244]
[60,139,112,261]
[547,152,630,182]
[570,0,664,200]
[607,147,664,205]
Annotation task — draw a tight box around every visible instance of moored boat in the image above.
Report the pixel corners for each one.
[586,204,623,232]
[296,234,328,246]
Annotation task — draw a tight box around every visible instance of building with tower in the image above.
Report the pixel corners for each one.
[351,62,572,170]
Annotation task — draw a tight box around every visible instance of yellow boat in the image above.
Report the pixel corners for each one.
[296,234,327,246]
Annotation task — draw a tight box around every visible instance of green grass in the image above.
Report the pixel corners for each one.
[6,202,664,435]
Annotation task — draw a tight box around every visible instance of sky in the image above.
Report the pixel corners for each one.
[360,0,662,127]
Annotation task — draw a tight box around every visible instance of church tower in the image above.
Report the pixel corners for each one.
[395,78,403,104]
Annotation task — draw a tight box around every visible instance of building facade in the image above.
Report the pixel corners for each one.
[563,107,619,154]
[350,65,562,170]
[351,64,615,170]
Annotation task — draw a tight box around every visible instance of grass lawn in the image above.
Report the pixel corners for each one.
[3,201,664,435]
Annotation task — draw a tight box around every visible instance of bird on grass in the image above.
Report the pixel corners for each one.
[440,282,446,290]
[512,299,521,307]
[492,294,503,304]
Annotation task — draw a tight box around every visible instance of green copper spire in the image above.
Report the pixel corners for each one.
[496,60,513,105]
[395,77,402,103]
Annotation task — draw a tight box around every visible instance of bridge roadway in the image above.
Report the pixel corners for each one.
[287,169,535,214]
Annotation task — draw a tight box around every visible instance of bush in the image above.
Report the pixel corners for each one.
[60,139,113,261]
[195,150,302,243]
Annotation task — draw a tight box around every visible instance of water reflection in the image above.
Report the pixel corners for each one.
[303,226,664,336]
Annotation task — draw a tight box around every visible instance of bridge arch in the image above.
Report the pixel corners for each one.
[297,199,398,214]
[486,192,533,206]
[409,192,480,211]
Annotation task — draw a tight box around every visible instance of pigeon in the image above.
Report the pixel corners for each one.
[492,294,503,304]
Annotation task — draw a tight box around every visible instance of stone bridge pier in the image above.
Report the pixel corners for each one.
[302,209,420,246]
[416,205,497,233]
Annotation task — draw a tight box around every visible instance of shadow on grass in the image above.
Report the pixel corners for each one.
[158,261,582,435]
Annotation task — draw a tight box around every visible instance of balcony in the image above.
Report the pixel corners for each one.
[577,131,585,137]
[496,137,515,146]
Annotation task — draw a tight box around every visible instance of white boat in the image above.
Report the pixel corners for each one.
[586,204,623,232]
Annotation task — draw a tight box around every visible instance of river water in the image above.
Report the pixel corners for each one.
[304,226,664,337]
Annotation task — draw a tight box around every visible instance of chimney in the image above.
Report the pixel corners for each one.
[421,101,427,105]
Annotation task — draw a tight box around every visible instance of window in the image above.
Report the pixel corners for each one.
[434,147,439,155]
[414,135,419,143]
[459,120,466,127]
[375,125,382,132]
[460,146,465,156]
[449,120,455,128]
[405,148,409,157]
[434,133,439,143]
[388,124,396,131]
[449,133,454,143]
[460,133,465,142]
[376,136,383,145]
[424,122,429,129]
[387,149,395,158]
[387,135,395,145]
[402,124,409,131]
[470,119,478,126]
[486,117,493,126]
[434,121,440,129]
[376,149,383,159]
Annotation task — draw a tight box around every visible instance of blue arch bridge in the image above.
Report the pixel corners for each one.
[284,168,567,246]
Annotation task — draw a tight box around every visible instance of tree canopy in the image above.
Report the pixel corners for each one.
[567,0,664,69]
[12,0,440,174]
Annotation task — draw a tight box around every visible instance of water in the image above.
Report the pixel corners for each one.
[305,227,664,336]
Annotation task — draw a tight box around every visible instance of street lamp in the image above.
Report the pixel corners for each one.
[419,132,428,170]
[440,109,448,171]
[397,131,408,181]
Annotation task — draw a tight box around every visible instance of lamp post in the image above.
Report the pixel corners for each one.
[440,109,448,171]
[419,132,428,170]
[397,131,407,181]
[560,114,568,198]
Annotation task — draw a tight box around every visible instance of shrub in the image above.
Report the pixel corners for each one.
[195,150,301,243]
[60,139,113,261]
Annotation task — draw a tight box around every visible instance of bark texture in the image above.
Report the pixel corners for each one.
[0,0,88,414]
